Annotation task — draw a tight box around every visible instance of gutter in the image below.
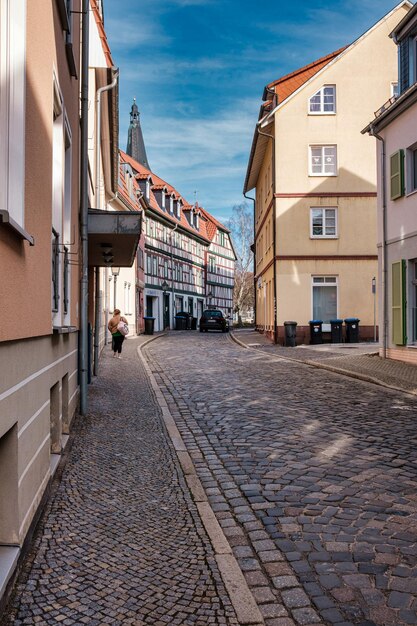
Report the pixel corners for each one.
[93,68,119,378]
[256,116,278,345]
[369,125,387,359]
[79,0,89,416]
[243,192,256,324]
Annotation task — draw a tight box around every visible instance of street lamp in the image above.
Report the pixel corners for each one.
[161,280,169,329]
[161,280,169,293]
[206,289,213,308]
[111,266,120,310]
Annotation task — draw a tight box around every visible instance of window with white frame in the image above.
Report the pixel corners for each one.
[309,85,336,114]
[145,178,150,200]
[312,276,338,324]
[0,0,26,231]
[391,82,399,98]
[309,145,337,176]
[310,207,337,238]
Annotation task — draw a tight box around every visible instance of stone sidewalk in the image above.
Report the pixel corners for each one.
[231,330,417,396]
[1,336,242,626]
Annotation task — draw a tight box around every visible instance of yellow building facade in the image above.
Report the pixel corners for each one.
[245,2,411,344]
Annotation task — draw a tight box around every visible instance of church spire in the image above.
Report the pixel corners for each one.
[126,98,150,170]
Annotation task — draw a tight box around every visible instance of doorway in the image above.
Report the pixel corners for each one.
[164,294,170,329]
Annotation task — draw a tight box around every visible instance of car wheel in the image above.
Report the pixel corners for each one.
[199,327,203,332]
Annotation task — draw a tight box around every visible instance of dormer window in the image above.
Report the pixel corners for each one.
[176,199,182,219]
[195,213,199,230]
[190,210,194,227]
[145,178,150,200]
[162,191,166,210]
[170,195,174,214]
[309,85,336,114]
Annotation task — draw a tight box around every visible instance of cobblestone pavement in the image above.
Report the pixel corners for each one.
[232,329,417,395]
[2,337,238,626]
[145,332,417,626]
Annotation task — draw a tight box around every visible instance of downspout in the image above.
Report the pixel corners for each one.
[79,0,89,415]
[171,223,178,326]
[256,119,278,344]
[369,124,387,359]
[93,68,119,377]
[243,192,256,324]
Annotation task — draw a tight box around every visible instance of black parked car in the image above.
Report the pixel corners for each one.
[199,309,229,333]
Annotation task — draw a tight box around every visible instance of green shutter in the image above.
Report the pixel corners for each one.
[392,260,407,345]
[390,150,405,200]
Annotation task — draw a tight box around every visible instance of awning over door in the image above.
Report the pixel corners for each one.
[88,209,142,267]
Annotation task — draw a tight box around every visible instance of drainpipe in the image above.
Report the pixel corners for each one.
[93,68,119,377]
[79,0,89,415]
[369,125,387,358]
[243,192,256,325]
[256,119,278,344]
[171,223,178,326]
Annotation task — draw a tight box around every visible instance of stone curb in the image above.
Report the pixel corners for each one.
[230,331,417,398]
[137,338,265,626]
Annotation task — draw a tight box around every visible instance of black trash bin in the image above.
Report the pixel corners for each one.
[191,317,197,330]
[177,311,191,329]
[330,319,343,344]
[175,315,187,330]
[144,316,155,335]
[309,320,323,345]
[344,318,360,343]
[284,321,297,347]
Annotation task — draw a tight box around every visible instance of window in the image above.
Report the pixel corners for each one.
[164,260,168,278]
[309,85,336,114]
[145,178,150,201]
[195,213,199,229]
[209,256,216,272]
[161,191,166,210]
[169,195,174,214]
[406,144,417,194]
[63,247,69,315]
[310,208,337,238]
[312,276,337,323]
[390,150,405,200]
[152,256,157,276]
[0,0,26,233]
[309,145,337,176]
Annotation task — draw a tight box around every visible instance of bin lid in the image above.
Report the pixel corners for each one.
[284,321,297,325]
[143,316,155,320]
[344,317,360,322]
[330,319,343,323]
[309,320,323,324]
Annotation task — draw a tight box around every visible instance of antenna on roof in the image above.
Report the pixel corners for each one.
[194,190,198,207]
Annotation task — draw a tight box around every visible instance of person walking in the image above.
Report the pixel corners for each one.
[108,309,128,358]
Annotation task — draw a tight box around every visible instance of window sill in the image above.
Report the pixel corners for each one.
[406,344,417,349]
[310,236,339,240]
[308,173,338,177]
[308,112,336,116]
[0,210,34,245]
[53,326,78,334]
[405,188,417,198]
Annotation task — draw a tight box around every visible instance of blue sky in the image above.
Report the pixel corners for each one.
[104,0,408,222]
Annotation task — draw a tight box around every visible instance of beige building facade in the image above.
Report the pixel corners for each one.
[0,0,82,595]
[245,2,411,344]
[364,3,417,365]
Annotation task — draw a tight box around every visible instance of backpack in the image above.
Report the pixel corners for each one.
[117,320,129,336]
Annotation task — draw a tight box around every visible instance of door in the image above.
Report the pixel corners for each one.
[146,295,153,318]
[197,299,204,326]
[188,297,193,315]
[164,294,170,329]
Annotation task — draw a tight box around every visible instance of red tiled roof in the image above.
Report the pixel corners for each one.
[267,46,348,104]
[90,0,114,68]
[119,150,212,242]
[117,155,142,212]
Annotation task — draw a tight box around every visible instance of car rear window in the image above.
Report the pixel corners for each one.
[203,310,222,318]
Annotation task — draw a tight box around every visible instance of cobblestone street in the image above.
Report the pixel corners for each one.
[145,332,417,626]
[3,331,417,626]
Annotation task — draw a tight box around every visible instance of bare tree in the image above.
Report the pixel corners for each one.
[226,202,254,324]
